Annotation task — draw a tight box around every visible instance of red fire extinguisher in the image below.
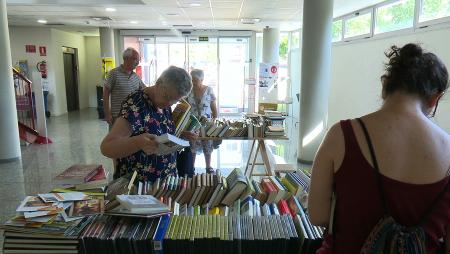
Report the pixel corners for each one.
[36,60,47,79]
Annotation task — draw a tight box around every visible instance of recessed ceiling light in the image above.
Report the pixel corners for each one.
[166,13,179,16]
[130,21,138,24]
[37,19,47,24]
[240,18,261,24]
[105,7,116,12]
[189,3,201,7]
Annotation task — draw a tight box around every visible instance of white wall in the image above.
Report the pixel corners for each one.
[84,36,102,108]
[9,27,98,116]
[329,26,450,132]
[51,29,89,115]
[8,27,54,110]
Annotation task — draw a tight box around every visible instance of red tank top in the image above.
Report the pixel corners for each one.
[317,119,450,254]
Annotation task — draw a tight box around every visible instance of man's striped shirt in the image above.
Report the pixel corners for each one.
[104,66,145,118]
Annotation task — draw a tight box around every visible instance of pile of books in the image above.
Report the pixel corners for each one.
[79,214,170,254]
[52,164,108,197]
[163,214,301,254]
[11,192,103,225]
[245,113,265,138]
[200,119,248,138]
[172,99,202,137]
[264,110,286,137]
[1,214,95,254]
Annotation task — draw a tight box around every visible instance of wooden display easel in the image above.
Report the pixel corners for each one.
[197,137,288,177]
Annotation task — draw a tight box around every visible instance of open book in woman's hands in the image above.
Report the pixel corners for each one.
[154,133,190,156]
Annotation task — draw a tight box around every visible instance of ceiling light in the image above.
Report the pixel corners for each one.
[130,21,138,24]
[37,19,47,24]
[166,13,179,16]
[105,7,116,12]
[240,18,261,24]
[189,3,201,7]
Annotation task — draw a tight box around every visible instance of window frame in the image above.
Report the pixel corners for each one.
[373,0,416,35]
[342,8,374,41]
[332,0,450,45]
[416,0,450,27]
[332,19,344,42]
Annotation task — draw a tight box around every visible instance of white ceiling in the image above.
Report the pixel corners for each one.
[6,0,387,36]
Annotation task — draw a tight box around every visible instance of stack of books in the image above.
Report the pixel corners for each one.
[263,110,286,138]
[1,215,95,254]
[200,118,248,138]
[52,164,108,197]
[163,214,301,254]
[172,99,202,137]
[13,193,104,225]
[79,214,171,254]
[245,113,265,138]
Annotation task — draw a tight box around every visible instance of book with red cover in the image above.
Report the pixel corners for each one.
[74,167,108,190]
[261,178,277,204]
[54,164,102,185]
[278,199,294,217]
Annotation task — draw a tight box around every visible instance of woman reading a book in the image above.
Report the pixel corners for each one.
[101,66,196,182]
[187,69,218,173]
[308,43,450,253]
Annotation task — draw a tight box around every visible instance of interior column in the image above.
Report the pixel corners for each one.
[298,0,334,163]
[0,0,21,161]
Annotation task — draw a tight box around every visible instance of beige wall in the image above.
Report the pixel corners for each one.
[9,27,102,116]
[51,29,88,115]
[329,26,450,132]
[84,36,102,108]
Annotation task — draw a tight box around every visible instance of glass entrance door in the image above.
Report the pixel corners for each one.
[218,37,249,114]
[124,35,250,115]
[187,37,218,101]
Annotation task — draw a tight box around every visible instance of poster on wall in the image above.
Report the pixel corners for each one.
[25,45,36,53]
[259,63,278,88]
[102,57,115,80]
[258,63,279,102]
[39,46,47,56]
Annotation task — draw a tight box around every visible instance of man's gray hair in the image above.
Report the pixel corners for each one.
[123,47,137,59]
[157,66,192,97]
[190,69,204,80]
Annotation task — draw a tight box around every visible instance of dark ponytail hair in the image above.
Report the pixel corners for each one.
[382,43,449,101]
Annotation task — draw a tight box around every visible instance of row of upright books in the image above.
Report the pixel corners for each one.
[127,168,311,209]
[172,99,286,139]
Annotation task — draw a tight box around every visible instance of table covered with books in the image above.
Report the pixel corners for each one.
[1,163,323,254]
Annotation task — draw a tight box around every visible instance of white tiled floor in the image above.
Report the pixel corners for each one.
[0,108,310,223]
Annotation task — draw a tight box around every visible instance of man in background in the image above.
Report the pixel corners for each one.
[103,47,145,129]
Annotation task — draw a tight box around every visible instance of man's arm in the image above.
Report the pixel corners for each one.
[103,86,113,124]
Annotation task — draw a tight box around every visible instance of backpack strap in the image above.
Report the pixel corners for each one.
[357,118,450,226]
[356,118,390,215]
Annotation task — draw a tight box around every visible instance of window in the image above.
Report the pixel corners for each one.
[344,12,372,38]
[419,0,450,22]
[291,31,300,49]
[332,20,343,42]
[375,0,415,34]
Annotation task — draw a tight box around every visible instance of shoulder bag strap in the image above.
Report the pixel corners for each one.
[356,118,389,215]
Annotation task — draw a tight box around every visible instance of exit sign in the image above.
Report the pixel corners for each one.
[199,36,209,42]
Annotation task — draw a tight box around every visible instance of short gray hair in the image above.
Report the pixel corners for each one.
[157,66,192,97]
[190,69,204,80]
[123,47,137,59]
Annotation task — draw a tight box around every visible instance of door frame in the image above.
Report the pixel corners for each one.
[62,46,80,111]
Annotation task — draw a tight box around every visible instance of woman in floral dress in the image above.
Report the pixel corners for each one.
[187,69,218,173]
[101,66,196,182]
